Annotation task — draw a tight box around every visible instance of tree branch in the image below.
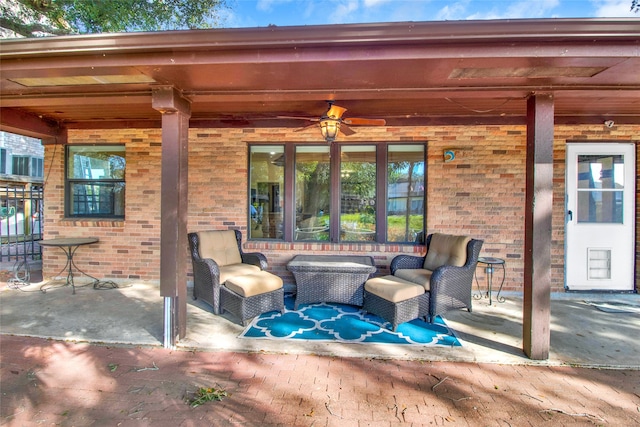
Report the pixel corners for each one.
[0,16,69,37]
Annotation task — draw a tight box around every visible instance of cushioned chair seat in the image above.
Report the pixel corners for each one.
[363,274,430,331]
[364,275,424,303]
[225,271,283,297]
[393,269,433,290]
[219,264,261,284]
[220,271,284,326]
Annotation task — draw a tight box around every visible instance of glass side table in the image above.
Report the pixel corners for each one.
[474,256,506,305]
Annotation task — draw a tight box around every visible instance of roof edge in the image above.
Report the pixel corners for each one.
[1,18,639,57]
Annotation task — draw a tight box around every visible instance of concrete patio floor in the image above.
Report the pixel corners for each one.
[1,274,639,368]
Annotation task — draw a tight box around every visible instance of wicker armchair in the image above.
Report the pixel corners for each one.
[187,229,268,314]
[391,233,483,320]
[364,233,483,329]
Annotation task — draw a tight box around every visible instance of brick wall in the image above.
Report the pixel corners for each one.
[43,129,162,281]
[43,124,638,292]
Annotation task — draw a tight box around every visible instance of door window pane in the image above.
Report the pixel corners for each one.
[387,145,425,242]
[340,145,376,242]
[295,146,330,241]
[249,146,284,239]
[577,154,624,223]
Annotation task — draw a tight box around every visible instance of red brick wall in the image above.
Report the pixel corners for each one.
[43,129,162,280]
[44,125,638,292]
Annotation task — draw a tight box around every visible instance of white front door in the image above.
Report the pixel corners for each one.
[565,143,636,291]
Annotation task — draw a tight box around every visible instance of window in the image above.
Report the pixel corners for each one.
[577,154,624,223]
[66,145,125,218]
[12,155,29,176]
[0,149,6,174]
[31,157,44,178]
[387,145,425,242]
[295,146,330,241]
[248,143,425,244]
[340,145,377,242]
[248,146,284,239]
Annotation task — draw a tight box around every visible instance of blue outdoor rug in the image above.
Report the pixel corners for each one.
[239,295,461,346]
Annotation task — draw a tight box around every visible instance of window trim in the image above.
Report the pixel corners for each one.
[249,142,426,244]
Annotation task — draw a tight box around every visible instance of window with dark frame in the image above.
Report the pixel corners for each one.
[31,157,44,178]
[65,145,126,218]
[12,155,30,176]
[248,142,425,244]
[0,149,6,174]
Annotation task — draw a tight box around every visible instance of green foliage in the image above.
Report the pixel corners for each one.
[186,386,228,408]
[387,214,424,242]
[342,161,376,198]
[1,0,229,38]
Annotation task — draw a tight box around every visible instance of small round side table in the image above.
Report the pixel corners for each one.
[474,256,506,305]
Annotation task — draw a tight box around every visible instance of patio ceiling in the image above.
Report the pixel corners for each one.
[1,18,639,141]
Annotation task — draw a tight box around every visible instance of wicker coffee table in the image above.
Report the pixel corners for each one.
[287,255,376,309]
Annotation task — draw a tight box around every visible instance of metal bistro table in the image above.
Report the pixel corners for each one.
[38,237,101,294]
[474,256,506,305]
[287,255,376,309]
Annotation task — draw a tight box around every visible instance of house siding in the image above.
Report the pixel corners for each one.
[43,125,639,293]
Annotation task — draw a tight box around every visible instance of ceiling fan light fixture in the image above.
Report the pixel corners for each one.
[320,117,341,143]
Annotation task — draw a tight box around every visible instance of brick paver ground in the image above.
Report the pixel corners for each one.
[1,335,639,426]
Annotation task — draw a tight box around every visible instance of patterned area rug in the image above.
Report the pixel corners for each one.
[239,295,460,346]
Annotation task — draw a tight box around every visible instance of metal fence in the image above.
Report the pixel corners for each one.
[0,184,43,263]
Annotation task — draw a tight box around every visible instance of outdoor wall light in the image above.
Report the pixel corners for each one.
[604,120,614,128]
[320,117,341,143]
[444,149,456,163]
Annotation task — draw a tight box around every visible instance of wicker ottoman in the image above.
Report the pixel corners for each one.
[363,275,430,331]
[220,271,284,326]
[287,255,376,309]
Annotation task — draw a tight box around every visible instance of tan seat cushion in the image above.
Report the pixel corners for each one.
[198,230,242,267]
[224,271,283,298]
[393,269,433,290]
[365,275,425,303]
[423,233,470,270]
[219,263,261,284]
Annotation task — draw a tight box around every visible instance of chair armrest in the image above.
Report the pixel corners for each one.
[390,254,426,274]
[191,257,221,285]
[242,252,268,270]
[430,264,474,292]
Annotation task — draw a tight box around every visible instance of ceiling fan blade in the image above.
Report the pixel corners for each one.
[294,123,318,132]
[342,117,386,126]
[340,124,356,136]
[277,115,320,122]
[326,104,347,119]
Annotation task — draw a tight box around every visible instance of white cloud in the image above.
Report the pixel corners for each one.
[363,0,394,6]
[591,0,637,17]
[465,0,562,20]
[436,1,471,20]
[328,0,361,24]
[256,0,294,12]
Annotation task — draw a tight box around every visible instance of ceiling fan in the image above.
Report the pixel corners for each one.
[280,101,386,142]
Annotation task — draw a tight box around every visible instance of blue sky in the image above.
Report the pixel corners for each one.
[224,0,637,28]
